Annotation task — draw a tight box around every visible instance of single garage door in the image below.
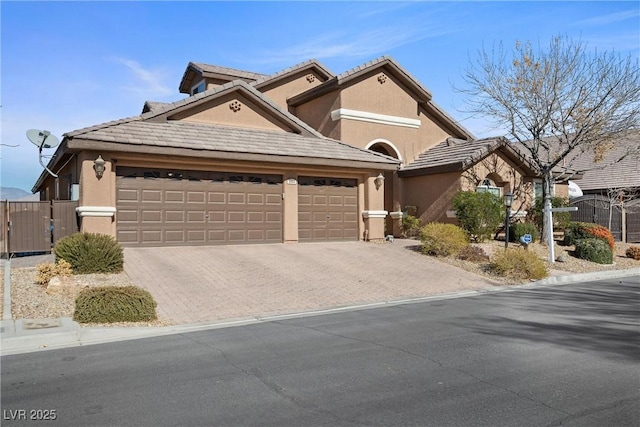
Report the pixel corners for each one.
[298,176,358,242]
[116,167,282,246]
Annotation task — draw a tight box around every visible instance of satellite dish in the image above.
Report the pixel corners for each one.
[26,129,60,178]
[568,180,583,199]
[26,129,60,149]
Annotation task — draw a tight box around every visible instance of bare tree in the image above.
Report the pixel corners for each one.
[459,35,640,245]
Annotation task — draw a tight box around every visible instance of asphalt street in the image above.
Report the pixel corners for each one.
[1,277,638,426]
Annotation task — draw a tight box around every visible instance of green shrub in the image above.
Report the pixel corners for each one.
[54,233,124,274]
[452,191,503,242]
[457,245,489,263]
[563,222,615,249]
[528,197,571,231]
[35,259,73,286]
[574,238,613,264]
[490,248,549,280]
[73,286,157,323]
[420,223,468,257]
[401,214,421,238]
[626,246,640,260]
[509,222,539,243]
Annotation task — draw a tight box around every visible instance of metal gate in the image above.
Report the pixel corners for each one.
[626,199,640,243]
[570,195,623,241]
[1,200,79,255]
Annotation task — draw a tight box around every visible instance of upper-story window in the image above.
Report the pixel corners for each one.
[191,80,206,95]
[476,178,501,198]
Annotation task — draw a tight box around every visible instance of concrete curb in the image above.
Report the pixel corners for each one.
[1,264,638,357]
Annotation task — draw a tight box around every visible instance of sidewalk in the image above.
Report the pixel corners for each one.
[2,253,638,357]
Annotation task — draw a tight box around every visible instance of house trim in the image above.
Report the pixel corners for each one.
[362,210,388,219]
[76,206,117,217]
[331,108,421,129]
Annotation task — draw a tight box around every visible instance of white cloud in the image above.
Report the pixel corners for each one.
[111,57,173,97]
[574,9,639,27]
[252,14,458,66]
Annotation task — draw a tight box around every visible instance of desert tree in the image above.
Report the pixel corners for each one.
[459,35,640,245]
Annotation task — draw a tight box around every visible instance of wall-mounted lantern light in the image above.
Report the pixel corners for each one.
[374,173,385,190]
[504,191,513,249]
[93,155,106,179]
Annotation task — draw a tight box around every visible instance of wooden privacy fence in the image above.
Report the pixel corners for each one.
[0,200,79,256]
[570,195,640,243]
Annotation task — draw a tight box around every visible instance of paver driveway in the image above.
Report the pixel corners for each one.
[123,239,499,325]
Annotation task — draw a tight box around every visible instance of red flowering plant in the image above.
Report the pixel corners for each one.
[563,222,615,250]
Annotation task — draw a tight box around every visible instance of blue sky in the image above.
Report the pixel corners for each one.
[1,1,638,191]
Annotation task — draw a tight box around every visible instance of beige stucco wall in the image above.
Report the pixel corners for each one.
[294,70,458,167]
[293,91,341,139]
[260,71,326,112]
[77,152,117,236]
[170,93,294,132]
[402,172,462,225]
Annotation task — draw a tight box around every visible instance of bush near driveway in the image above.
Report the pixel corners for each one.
[74,286,157,324]
[452,191,503,242]
[563,222,615,250]
[574,238,614,265]
[489,248,549,280]
[420,223,469,257]
[54,233,124,274]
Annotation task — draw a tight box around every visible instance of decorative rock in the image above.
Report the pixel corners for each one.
[556,253,567,263]
[46,276,85,296]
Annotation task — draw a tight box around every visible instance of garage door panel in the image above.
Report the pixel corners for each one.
[142,190,162,202]
[298,176,358,242]
[187,192,205,203]
[165,211,185,222]
[298,195,312,206]
[166,191,184,202]
[266,212,282,223]
[186,230,206,242]
[229,193,245,204]
[141,230,162,243]
[208,211,225,222]
[118,210,139,222]
[208,192,226,204]
[142,210,162,223]
[228,230,246,242]
[208,230,226,242]
[118,189,138,202]
[266,194,282,205]
[248,194,264,204]
[187,211,206,223]
[344,196,357,206]
[117,230,138,243]
[117,169,282,246]
[228,211,246,222]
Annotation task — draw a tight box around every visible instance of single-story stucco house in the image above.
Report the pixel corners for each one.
[33,56,557,247]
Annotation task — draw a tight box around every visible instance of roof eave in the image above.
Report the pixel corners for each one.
[66,138,400,171]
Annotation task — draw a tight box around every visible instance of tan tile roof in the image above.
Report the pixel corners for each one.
[190,62,268,81]
[558,134,640,191]
[68,120,399,166]
[401,137,503,174]
[61,80,398,169]
[252,59,334,89]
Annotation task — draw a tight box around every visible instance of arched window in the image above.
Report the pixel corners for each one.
[476,178,501,198]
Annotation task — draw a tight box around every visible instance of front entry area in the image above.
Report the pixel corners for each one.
[116,167,283,246]
[298,176,358,242]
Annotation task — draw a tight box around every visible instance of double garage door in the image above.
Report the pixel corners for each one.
[116,168,358,246]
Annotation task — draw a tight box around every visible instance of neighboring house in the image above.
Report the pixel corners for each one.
[33,56,544,247]
[561,132,640,198]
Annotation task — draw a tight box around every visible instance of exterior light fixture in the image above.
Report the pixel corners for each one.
[93,155,106,179]
[374,173,385,190]
[504,191,513,249]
